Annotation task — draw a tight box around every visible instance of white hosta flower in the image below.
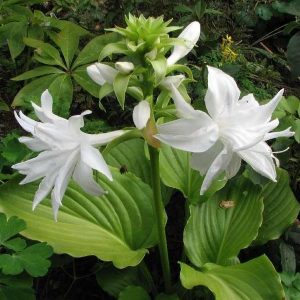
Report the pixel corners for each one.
[167,21,201,66]
[13,90,124,220]
[155,66,294,194]
[87,61,134,86]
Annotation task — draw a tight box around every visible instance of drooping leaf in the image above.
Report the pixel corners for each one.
[113,73,131,109]
[0,169,157,268]
[184,177,263,267]
[72,65,100,98]
[73,33,120,68]
[180,255,284,300]
[12,66,64,81]
[12,74,58,107]
[118,286,151,300]
[254,168,300,245]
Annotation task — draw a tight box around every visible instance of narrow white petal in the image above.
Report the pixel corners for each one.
[160,75,185,89]
[260,89,284,121]
[80,145,112,180]
[51,193,61,222]
[41,89,53,112]
[14,111,35,133]
[95,63,118,84]
[87,130,125,146]
[115,61,134,74]
[73,160,105,196]
[19,136,49,151]
[68,110,91,134]
[200,146,232,195]
[167,21,200,66]
[238,142,276,181]
[156,118,218,152]
[87,64,106,86]
[238,93,259,108]
[265,127,294,140]
[190,141,223,175]
[225,153,242,178]
[133,100,151,129]
[31,101,64,123]
[205,66,240,119]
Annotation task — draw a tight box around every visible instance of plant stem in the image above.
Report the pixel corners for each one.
[149,146,172,293]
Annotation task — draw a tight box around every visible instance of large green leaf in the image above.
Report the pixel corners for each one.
[48,74,73,117]
[7,22,28,60]
[0,169,157,268]
[12,74,58,107]
[180,255,284,300]
[72,65,100,98]
[159,145,226,203]
[287,32,300,77]
[12,66,64,81]
[254,168,300,245]
[73,33,120,68]
[113,73,131,109]
[184,177,263,267]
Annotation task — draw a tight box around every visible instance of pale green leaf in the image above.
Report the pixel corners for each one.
[180,255,284,300]
[184,177,263,267]
[113,73,131,109]
[12,66,64,81]
[254,168,300,245]
[0,169,157,268]
[150,56,167,86]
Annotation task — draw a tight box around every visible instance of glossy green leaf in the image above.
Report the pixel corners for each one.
[0,169,157,268]
[48,74,73,117]
[7,22,27,60]
[113,73,131,109]
[98,42,129,62]
[73,33,120,68]
[12,66,64,81]
[12,74,58,107]
[180,255,284,300]
[0,100,10,112]
[72,65,100,98]
[254,168,300,245]
[118,286,150,300]
[184,177,263,267]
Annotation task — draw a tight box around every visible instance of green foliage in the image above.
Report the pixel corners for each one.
[118,285,150,300]
[287,33,300,78]
[180,255,284,300]
[281,272,300,300]
[0,168,157,269]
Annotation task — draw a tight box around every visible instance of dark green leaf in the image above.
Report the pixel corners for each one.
[118,286,150,300]
[287,32,300,77]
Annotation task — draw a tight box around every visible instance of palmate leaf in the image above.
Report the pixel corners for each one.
[184,177,263,267]
[180,255,284,300]
[254,168,300,245]
[0,168,157,269]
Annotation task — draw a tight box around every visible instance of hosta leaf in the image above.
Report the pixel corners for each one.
[113,73,131,109]
[12,66,64,81]
[73,33,120,68]
[184,177,263,267]
[180,255,284,300]
[48,74,73,117]
[12,74,58,107]
[0,168,157,268]
[118,286,150,300]
[72,65,100,98]
[254,168,300,245]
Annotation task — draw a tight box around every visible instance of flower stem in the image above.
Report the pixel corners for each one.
[149,146,172,293]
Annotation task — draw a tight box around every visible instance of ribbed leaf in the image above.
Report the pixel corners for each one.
[184,177,263,267]
[180,255,284,300]
[255,168,300,245]
[12,66,64,81]
[0,169,157,268]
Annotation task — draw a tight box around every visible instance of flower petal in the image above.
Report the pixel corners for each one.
[88,63,118,85]
[204,66,240,119]
[156,117,218,152]
[73,160,105,196]
[18,136,49,151]
[87,130,125,146]
[225,153,241,178]
[115,61,134,74]
[265,127,294,140]
[167,21,200,66]
[80,145,112,180]
[14,111,36,133]
[238,142,276,181]
[160,75,185,89]
[41,89,53,112]
[87,64,105,85]
[133,100,151,129]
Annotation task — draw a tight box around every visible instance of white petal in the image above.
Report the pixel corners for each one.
[133,101,151,129]
[68,110,91,133]
[205,66,240,119]
[156,118,218,152]
[18,136,49,151]
[87,130,125,146]
[190,141,223,175]
[51,193,61,222]
[31,101,65,124]
[95,63,118,84]
[225,153,241,178]
[14,111,36,133]
[41,89,53,112]
[52,150,78,206]
[259,89,284,121]
[80,145,112,180]
[167,21,200,66]
[115,61,134,74]
[160,75,185,89]
[265,127,294,140]
[238,142,276,181]
[87,64,105,86]
[73,160,105,196]
[238,93,259,109]
[200,146,232,195]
